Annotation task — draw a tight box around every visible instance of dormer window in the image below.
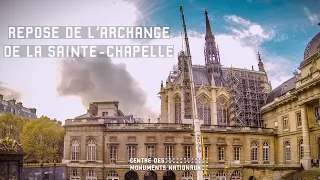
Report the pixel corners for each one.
[102,112,108,116]
[283,84,288,91]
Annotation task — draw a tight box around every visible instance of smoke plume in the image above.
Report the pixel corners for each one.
[0,82,22,100]
[57,55,157,119]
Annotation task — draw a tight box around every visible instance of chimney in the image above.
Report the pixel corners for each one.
[16,102,23,109]
[8,99,16,106]
[88,103,98,116]
[29,108,37,114]
[0,94,3,103]
[252,66,254,70]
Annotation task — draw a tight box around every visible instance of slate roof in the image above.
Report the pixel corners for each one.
[172,66,227,87]
[265,76,296,104]
[302,32,320,66]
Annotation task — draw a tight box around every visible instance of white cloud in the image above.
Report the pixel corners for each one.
[0,0,296,121]
[224,15,275,48]
[303,6,319,25]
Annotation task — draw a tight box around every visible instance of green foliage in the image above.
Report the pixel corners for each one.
[20,116,64,163]
[0,113,30,140]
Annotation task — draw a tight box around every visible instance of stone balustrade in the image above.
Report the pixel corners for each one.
[64,119,276,134]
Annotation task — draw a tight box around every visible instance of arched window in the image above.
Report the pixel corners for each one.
[86,170,97,180]
[263,142,269,161]
[216,171,226,180]
[70,170,80,180]
[87,139,96,161]
[217,96,228,126]
[231,170,241,180]
[285,141,291,161]
[182,171,193,180]
[204,172,210,180]
[107,171,119,180]
[71,139,80,161]
[299,139,304,160]
[251,142,258,162]
[197,95,211,125]
[174,95,181,124]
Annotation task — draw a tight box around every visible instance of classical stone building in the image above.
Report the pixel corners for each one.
[0,94,37,119]
[62,9,320,180]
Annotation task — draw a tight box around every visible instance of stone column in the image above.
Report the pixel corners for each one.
[211,88,218,125]
[300,104,311,169]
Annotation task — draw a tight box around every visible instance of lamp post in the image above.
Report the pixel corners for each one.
[53,160,56,180]
[40,163,43,180]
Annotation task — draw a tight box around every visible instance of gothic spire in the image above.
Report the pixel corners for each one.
[204,7,221,77]
[205,8,213,37]
[204,8,219,64]
[258,52,265,72]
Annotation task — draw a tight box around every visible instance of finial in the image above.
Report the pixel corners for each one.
[257,52,265,72]
[205,5,207,13]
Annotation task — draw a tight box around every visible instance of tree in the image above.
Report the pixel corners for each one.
[20,116,64,163]
[0,113,29,140]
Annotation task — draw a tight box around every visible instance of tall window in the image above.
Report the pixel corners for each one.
[263,142,269,161]
[283,117,289,129]
[87,139,96,161]
[70,170,80,180]
[204,146,209,160]
[71,139,80,161]
[217,96,228,126]
[184,146,191,159]
[147,146,155,159]
[315,106,320,120]
[216,171,226,180]
[234,147,240,161]
[203,172,210,180]
[86,170,97,180]
[218,147,224,161]
[110,146,117,161]
[297,112,302,127]
[251,142,258,162]
[197,95,211,125]
[300,140,304,160]
[174,95,181,124]
[285,141,291,161]
[166,146,173,159]
[107,171,119,180]
[182,171,193,180]
[128,146,136,159]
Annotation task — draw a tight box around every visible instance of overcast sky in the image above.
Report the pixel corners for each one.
[0,0,319,122]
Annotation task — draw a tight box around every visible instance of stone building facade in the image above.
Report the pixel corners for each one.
[62,10,320,180]
[0,94,37,119]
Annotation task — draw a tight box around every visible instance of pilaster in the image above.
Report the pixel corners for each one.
[168,90,173,123]
[181,89,185,123]
[211,88,217,125]
[160,93,166,123]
